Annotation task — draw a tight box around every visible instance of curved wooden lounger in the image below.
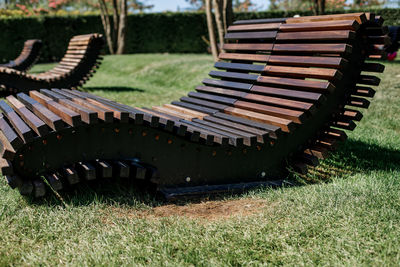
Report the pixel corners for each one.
[0,34,104,94]
[0,13,388,198]
[0,39,43,72]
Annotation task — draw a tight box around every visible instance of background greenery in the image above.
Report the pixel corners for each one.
[0,54,398,265]
[1,8,400,63]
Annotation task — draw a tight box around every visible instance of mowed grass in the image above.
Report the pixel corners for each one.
[0,54,399,266]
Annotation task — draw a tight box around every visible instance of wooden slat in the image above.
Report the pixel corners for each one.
[257,76,335,93]
[286,13,367,24]
[228,23,281,32]
[59,167,80,185]
[0,100,34,143]
[40,89,98,124]
[219,52,269,62]
[52,89,114,123]
[6,95,49,136]
[76,162,96,180]
[29,91,81,127]
[213,112,282,138]
[280,20,359,32]
[163,104,209,119]
[95,160,113,178]
[16,93,64,131]
[225,31,277,40]
[234,100,305,124]
[203,115,270,143]
[273,43,352,54]
[224,107,295,132]
[251,85,325,102]
[268,55,346,68]
[0,114,23,150]
[263,65,342,81]
[277,30,355,41]
[222,43,273,51]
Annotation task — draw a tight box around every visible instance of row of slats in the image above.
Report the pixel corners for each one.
[3,158,158,197]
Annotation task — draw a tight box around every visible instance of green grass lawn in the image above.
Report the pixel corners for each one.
[1,54,399,266]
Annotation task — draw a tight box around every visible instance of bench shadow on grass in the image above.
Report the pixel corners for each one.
[83,86,145,93]
[28,139,400,208]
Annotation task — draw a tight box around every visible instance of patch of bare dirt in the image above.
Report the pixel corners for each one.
[107,198,272,222]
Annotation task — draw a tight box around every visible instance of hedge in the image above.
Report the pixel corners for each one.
[0,8,399,63]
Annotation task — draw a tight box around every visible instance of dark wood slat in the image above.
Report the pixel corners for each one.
[286,13,367,24]
[272,43,352,54]
[95,160,113,178]
[135,107,174,131]
[331,119,356,131]
[188,92,237,105]
[33,179,46,198]
[29,91,82,127]
[268,55,347,68]
[225,31,277,40]
[352,86,375,98]
[180,120,230,146]
[280,20,359,32]
[224,107,295,132]
[76,162,96,180]
[214,62,265,73]
[324,128,347,141]
[209,70,259,82]
[171,101,218,114]
[357,75,380,86]
[6,95,49,137]
[202,78,253,90]
[52,89,114,123]
[219,53,269,62]
[192,118,257,146]
[228,23,281,32]
[233,17,287,25]
[213,112,282,138]
[141,108,189,137]
[340,109,363,121]
[0,100,34,143]
[361,62,385,73]
[203,115,270,143]
[63,89,131,123]
[0,114,23,150]
[0,131,17,160]
[347,97,370,109]
[112,161,130,178]
[180,96,230,111]
[45,173,63,191]
[276,30,355,41]
[234,100,305,124]
[257,76,335,93]
[59,167,80,185]
[222,43,273,51]
[263,65,342,81]
[251,85,325,103]
[17,93,65,131]
[40,89,98,125]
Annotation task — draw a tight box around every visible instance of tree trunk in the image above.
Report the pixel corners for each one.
[111,0,119,52]
[223,0,233,33]
[99,0,115,54]
[205,0,218,61]
[213,0,225,51]
[116,0,127,54]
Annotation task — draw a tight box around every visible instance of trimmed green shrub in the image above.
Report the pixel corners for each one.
[0,8,399,63]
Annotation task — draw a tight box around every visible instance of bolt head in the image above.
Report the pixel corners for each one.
[261,172,266,177]
[185,177,191,182]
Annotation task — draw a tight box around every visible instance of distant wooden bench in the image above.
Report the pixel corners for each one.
[0,34,104,94]
[0,13,388,198]
[0,39,42,72]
